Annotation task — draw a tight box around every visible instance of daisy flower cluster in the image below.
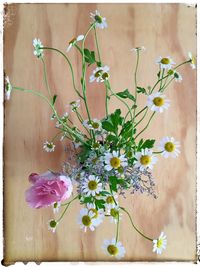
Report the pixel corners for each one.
[5,10,195,260]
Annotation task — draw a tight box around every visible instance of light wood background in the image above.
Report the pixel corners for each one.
[4,3,197,263]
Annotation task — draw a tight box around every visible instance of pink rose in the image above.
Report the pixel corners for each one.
[25,171,73,209]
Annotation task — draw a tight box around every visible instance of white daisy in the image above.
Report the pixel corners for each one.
[52,202,60,214]
[102,239,126,259]
[147,92,170,113]
[33,38,44,58]
[5,76,12,100]
[69,100,80,112]
[66,34,84,52]
[89,65,110,83]
[90,119,102,131]
[104,194,118,210]
[107,206,122,224]
[104,151,128,171]
[87,203,104,226]
[167,69,182,82]
[188,52,196,69]
[77,208,97,232]
[43,141,55,152]
[156,56,175,70]
[158,136,180,158]
[134,148,158,171]
[131,46,146,52]
[90,10,107,29]
[153,232,167,254]
[81,175,102,196]
[48,219,58,233]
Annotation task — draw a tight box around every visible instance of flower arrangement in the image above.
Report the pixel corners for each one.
[5,10,196,260]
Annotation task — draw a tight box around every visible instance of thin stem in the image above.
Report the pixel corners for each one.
[94,27,101,63]
[135,106,147,118]
[51,131,63,142]
[115,212,120,244]
[74,44,83,55]
[120,207,153,241]
[135,112,155,140]
[153,151,163,154]
[40,47,83,99]
[41,57,52,100]
[134,107,148,128]
[160,77,175,92]
[61,195,79,206]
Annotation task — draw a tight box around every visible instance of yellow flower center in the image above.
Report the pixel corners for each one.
[95,70,102,78]
[164,142,175,152]
[92,157,98,164]
[110,157,121,169]
[153,97,164,107]
[167,69,174,75]
[106,196,114,204]
[82,215,91,226]
[110,208,119,218]
[157,239,163,248]
[94,15,103,24]
[102,72,109,80]
[107,245,119,256]
[49,220,57,228]
[89,208,98,218]
[47,143,53,149]
[140,155,151,165]
[161,58,170,64]
[92,142,100,149]
[88,180,98,190]
[92,122,100,129]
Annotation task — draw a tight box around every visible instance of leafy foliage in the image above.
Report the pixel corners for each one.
[84,49,96,65]
[116,89,135,101]
[137,139,155,151]
[137,87,147,95]
[102,109,123,135]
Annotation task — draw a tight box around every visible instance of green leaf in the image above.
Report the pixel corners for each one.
[137,139,155,151]
[109,176,118,192]
[52,95,57,105]
[95,199,105,210]
[116,89,135,101]
[84,48,96,65]
[81,196,93,204]
[102,121,115,133]
[102,109,123,135]
[137,87,147,95]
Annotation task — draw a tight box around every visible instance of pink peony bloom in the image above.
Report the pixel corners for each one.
[25,171,73,209]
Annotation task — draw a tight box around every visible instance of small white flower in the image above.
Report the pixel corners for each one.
[48,219,58,233]
[66,35,84,52]
[43,141,55,152]
[68,100,80,112]
[147,92,170,113]
[5,76,12,100]
[131,46,146,52]
[87,203,104,226]
[83,119,91,129]
[135,148,158,171]
[52,202,60,214]
[188,52,196,69]
[81,175,102,197]
[158,136,180,158]
[77,208,97,232]
[89,65,110,83]
[107,206,122,224]
[102,239,126,259]
[104,194,118,210]
[104,151,128,171]
[90,119,102,131]
[156,56,176,70]
[33,38,44,58]
[153,232,167,254]
[90,10,107,29]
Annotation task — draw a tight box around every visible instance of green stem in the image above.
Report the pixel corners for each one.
[120,207,153,241]
[153,151,163,154]
[41,58,52,100]
[115,212,120,244]
[74,44,83,55]
[40,47,83,99]
[160,77,175,92]
[61,195,79,206]
[51,131,63,142]
[135,106,147,118]
[134,107,148,128]
[133,50,140,119]
[94,27,101,63]
[135,112,155,140]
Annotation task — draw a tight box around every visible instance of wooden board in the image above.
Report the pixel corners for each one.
[3,3,197,263]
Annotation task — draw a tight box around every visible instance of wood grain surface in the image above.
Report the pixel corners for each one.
[3,3,197,263]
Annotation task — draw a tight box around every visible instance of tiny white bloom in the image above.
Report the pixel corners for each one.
[52,202,60,214]
[90,10,107,29]
[68,100,80,112]
[158,136,180,158]
[48,219,58,233]
[89,65,110,83]
[33,38,44,58]
[87,203,104,226]
[131,46,146,52]
[83,119,91,129]
[104,194,118,210]
[135,148,158,171]
[107,206,122,224]
[5,76,12,100]
[90,119,102,131]
[43,141,55,152]
[104,151,128,171]
[81,175,102,197]
[102,238,126,259]
[66,34,84,52]
[188,52,196,69]
[77,208,97,232]
[147,92,170,113]
[156,56,175,70]
[153,232,167,254]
